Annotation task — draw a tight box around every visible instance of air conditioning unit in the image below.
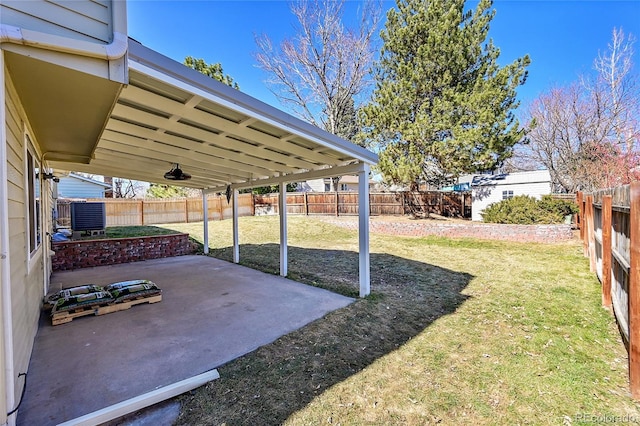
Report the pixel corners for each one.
[71,202,106,234]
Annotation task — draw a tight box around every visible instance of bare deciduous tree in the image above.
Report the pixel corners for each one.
[521,85,601,192]
[255,0,381,142]
[517,28,640,192]
[113,178,146,199]
[593,28,639,151]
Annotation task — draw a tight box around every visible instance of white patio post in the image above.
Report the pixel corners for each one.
[358,163,371,297]
[279,181,288,277]
[232,188,239,263]
[202,189,209,255]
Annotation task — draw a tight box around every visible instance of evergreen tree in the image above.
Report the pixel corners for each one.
[184,56,239,89]
[146,184,191,198]
[360,0,530,187]
[244,183,299,195]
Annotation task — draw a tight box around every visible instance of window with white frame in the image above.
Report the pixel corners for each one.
[324,183,331,192]
[26,137,41,255]
[502,190,514,200]
[340,183,348,191]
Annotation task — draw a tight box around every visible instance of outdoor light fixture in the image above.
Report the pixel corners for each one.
[163,164,192,181]
[37,172,59,182]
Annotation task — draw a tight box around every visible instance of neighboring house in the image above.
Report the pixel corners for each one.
[0,2,377,424]
[470,170,552,221]
[440,182,471,192]
[57,173,112,199]
[300,175,375,192]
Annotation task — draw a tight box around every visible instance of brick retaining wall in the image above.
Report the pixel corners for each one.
[52,234,196,271]
[322,219,574,243]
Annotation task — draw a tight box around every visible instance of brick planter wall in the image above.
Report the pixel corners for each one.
[52,234,196,271]
[322,219,574,243]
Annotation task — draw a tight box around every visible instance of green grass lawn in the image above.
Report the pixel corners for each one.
[67,225,179,240]
[105,225,180,239]
[156,216,637,425]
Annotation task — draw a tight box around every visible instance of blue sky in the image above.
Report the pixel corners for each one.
[127,0,640,117]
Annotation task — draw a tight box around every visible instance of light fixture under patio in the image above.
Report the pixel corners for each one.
[163,164,191,181]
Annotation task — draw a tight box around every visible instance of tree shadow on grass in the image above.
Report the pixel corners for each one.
[176,244,473,425]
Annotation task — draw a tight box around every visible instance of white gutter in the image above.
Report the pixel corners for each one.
[1,0,127,62]
[0,51,16,426]
[0,25,127,61]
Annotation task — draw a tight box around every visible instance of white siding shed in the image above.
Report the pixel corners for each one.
[471,170,552,221]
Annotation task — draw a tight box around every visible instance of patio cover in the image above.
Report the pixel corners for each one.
[44,39,377,296]
[49,40,378,192]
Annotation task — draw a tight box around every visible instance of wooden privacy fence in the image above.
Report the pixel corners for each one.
[109,195,255,225]
[57,191,471,227]
[254,191,471,217]
[579,182,640,398]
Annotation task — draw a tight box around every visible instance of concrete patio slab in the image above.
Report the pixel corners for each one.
[17,255,353,425]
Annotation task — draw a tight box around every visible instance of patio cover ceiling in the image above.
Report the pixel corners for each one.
[49,40,378,190]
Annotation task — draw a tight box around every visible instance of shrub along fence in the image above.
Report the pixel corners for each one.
[579,182,640,399]
[57,191,472,227]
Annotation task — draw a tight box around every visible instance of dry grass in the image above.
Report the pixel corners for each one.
[157,215,638,425]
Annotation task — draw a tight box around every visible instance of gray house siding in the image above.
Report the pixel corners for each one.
[0,0,113,44]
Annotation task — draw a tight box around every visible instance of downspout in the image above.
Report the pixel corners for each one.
[41,170,53,298]
[0,51,16,426]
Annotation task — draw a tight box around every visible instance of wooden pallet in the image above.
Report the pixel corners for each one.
[51,294,162,326]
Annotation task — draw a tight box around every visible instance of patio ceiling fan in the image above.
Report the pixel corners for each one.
[163,163,192,181]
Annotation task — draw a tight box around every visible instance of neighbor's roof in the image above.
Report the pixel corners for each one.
[471,170,551,187]
[51,40,377,191]
[62,173,112,188]
[338,175,375,184]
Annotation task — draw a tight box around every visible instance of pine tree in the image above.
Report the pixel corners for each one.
[184,56,239,89]
[361,0,530,187]
[146,184,195,198]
